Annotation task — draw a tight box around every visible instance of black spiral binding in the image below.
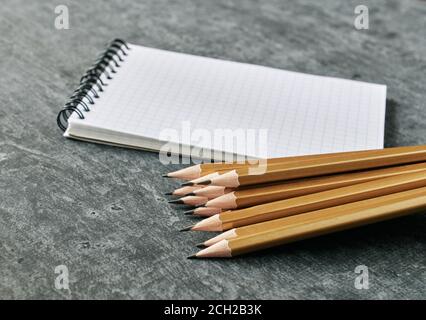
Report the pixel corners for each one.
[56,39,131,131]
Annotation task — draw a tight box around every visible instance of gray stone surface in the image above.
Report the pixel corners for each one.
[0,0,425,299]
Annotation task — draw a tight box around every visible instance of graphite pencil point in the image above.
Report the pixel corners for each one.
[168,199,184,204]
[180,225,194,232]
[164,192,173,196]
[197,180,211,186]
[162,174,170,178]
[184,209,195,215]
[186,192,196,196]
[196,243,206,248]
[187,254,198,259]
[181,181,194,187]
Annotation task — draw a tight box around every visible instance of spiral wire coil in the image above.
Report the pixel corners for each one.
[56,39,130,131]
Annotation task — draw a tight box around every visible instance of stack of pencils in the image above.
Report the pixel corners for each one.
[163,145,426,258]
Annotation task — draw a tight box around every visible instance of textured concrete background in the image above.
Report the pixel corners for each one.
[0,0,425,299]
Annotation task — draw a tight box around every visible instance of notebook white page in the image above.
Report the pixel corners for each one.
[65,43,387,159]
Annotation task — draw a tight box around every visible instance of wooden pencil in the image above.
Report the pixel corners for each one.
[163,148,389,180]
[186,170,426,231]
[205,162,426,209]
[200,145,426,187]
[190,187,426,258]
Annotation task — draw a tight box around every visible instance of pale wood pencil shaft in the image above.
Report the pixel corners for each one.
[170,185,204,196]
[189,207,222,217]
[192,185,233,198]
[169,195,208,206]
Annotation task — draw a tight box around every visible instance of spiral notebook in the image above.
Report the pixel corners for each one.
[57,39,387,159]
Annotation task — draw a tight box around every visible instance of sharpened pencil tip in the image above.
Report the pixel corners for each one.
[162,174,170,178]
[184,209,195,215]
[168,199,184,204]
[187,192,196,196]
[187,254,198,259]
[196,243,206,248]
[180,225,194,232]
[197,180,211,185]
[181,181,194,187]
[164,192,173,195]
